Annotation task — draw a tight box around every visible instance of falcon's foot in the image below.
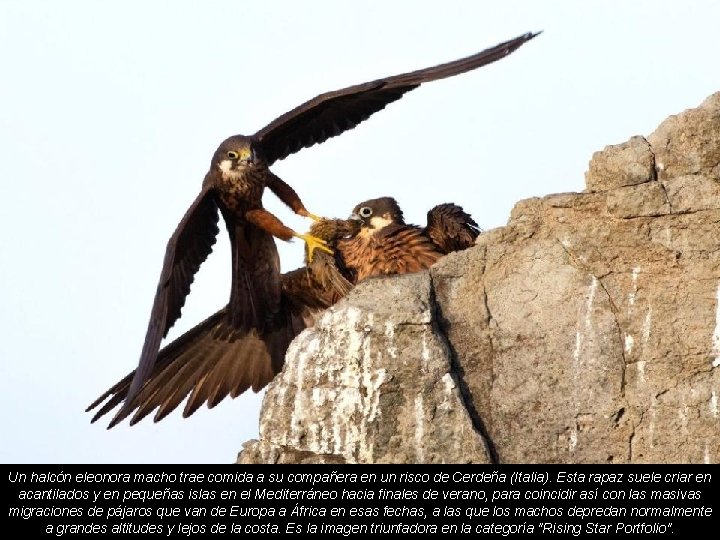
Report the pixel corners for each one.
[305,212,324,223]
[294,232,333,262]
[294,207,325,222]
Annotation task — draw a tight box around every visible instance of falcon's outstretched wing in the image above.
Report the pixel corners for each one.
[254,32,540,165]
[118,186,220,418]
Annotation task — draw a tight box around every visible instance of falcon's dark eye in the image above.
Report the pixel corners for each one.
[359,207,373,218]
[227,151,239,159]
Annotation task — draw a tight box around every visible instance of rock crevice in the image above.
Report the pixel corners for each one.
[429,274,500,463]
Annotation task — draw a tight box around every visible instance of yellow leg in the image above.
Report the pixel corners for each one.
[294,232,333,262]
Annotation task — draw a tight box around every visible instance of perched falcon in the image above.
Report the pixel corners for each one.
[340,197,481,281]
[88,202,477,427]
[99,30,539,420]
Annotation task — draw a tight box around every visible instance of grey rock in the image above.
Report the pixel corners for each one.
[661,174,720,214]
[585,136,655,192]
[606,182,671,218]
[240,273,492,464]
[648,92,720,180]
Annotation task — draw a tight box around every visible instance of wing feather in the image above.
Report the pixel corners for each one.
[255,32,540,164]
[119,187,219,417]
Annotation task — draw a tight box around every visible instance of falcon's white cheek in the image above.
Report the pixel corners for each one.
[218,159,245,180]
[370,216,392,230]
[218,159,233,175]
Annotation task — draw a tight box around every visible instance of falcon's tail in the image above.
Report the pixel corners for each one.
[424,203,481,254]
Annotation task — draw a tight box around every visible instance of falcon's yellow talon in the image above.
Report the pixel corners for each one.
[306,212,323,223]
[295,232,333,262]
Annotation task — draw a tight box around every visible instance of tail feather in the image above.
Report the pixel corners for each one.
[424,203,481,254]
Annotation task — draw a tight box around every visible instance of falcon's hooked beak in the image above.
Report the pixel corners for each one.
[348,213,363,222]
[238,147,257,166]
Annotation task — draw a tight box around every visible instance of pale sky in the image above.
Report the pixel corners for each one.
[1,1,718,463]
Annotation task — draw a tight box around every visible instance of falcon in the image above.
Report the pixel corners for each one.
[340,197,481,281]
[88,202,477,427]
[103,30,540,419]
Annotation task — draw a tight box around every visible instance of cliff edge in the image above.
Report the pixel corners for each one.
[238,92,720,464]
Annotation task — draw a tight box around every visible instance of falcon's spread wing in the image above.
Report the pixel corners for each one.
[87,264,345,428]
[254,32,540,165]
[424,203,481,254]
[119,186,220,417]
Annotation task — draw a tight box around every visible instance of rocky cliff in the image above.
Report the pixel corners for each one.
[238,92,720,464]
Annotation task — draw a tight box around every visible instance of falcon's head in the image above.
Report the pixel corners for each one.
[213,135,264,179]
[350,197,405,236]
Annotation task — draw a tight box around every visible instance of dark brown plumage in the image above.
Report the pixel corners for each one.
[92,31,538,424]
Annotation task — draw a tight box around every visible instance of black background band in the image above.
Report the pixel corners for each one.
[4,464,718,536]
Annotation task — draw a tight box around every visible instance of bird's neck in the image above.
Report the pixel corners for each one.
[216,165,267,184]
[213,167,268,211]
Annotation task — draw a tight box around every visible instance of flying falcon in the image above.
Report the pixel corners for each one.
[340,197,481,281]
[88,202,477,427]
[106,31,540,419]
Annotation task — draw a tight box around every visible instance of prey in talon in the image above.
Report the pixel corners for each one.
[303,218,362,296]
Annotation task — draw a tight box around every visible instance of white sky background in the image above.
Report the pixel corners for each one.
[1,0,718,463]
